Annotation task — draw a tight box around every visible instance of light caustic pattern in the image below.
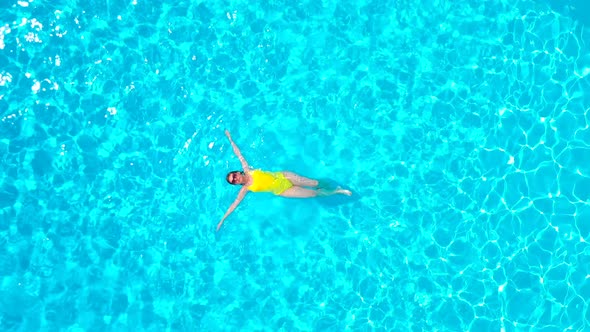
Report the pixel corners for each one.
[355,3,590,332]
[0,0,590,331]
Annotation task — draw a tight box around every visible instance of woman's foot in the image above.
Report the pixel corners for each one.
[317,186,352,197]
[334,187,352,196]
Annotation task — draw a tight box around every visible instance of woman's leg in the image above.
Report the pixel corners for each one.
[279,186,352,198]
[279,186,318,198]
[281,171,319,187]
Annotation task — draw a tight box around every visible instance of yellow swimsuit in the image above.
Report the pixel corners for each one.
[247,170,293,195]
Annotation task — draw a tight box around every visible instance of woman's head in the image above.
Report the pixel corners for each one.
[226,171,245,185]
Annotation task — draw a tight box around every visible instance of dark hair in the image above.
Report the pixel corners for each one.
[226,171,244,184]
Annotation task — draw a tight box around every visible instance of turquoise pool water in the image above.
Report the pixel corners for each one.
[1,0,590,331]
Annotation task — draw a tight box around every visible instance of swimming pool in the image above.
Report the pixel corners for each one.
[1,0,589,330]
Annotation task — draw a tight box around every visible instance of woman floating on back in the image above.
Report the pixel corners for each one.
[217,130,351,231]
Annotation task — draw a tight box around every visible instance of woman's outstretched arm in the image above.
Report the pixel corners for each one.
[225,130,249,171]
[217,186,248,231]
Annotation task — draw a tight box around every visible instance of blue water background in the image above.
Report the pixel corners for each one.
[1,0,590,331]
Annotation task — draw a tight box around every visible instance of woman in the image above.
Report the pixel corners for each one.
[217,130,352,231]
